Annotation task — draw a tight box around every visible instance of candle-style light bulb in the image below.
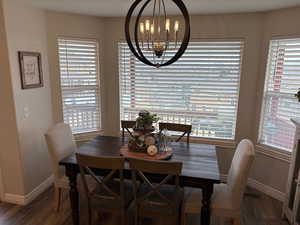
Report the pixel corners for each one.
[150,23,155,35]
[140,22,144,34]
[174,20,179,32]
[145,20,150,31]
[165,18,170,32]
[140,22,144,48]
[174,20,179,48]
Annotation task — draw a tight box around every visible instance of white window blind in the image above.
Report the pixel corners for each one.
[259,38,300,151]
[119,41,243,140]
[58,38,101,134]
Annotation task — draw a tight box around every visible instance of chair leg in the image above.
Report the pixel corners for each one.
[233,218,241,225]
[53,187,62,212]
[180,203,186,225]
[121,209,126,225]
[87,199,92,225]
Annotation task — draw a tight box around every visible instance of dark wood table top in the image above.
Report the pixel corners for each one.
[60,136,220,183]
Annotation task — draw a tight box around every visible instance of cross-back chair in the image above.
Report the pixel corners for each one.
[159,122,192,144]
[76,153,133,225]
[121,120,136,138]
[128,157,183,225]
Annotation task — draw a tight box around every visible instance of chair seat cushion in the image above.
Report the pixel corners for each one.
[183,184,241,217]
[137,183,183,215]
[91,179,134,209]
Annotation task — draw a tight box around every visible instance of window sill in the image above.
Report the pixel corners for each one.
[74,130,104,142]
[189,137,237,149]
[255,144,291,163]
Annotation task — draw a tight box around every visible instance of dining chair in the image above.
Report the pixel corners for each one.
[128,157,183,225]
[45,123,76,211]
[159,122,192,144]
[181,139,255,225]
[121,120,136,138]
[76,153,133,225]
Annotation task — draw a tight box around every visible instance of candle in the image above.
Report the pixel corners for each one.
[140,22,144,34]
[145,20,150,31]
[150,23,154,35]
[174,20,179,32]
[174,21,179,47]
[165,18,170,32]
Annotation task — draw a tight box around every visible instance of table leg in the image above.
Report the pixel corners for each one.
[201,183,213,225]
[66,165,80,225]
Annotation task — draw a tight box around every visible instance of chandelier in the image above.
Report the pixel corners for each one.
[125,0,190,68]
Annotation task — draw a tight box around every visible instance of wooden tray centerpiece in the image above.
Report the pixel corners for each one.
[123,110,173,160]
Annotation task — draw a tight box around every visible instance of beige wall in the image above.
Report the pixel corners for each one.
[46,11,105,130]
[2,0,53,194]
[0,0,25,195]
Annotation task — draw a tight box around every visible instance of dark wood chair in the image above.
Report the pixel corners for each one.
[76,153,132,225]
[121,120,136,138]
[159,122,192,144]
[128,157,183,225]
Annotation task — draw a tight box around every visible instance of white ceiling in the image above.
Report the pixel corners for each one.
[22,0,300,17]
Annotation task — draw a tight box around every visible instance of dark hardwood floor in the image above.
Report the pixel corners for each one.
[0,186,289,225]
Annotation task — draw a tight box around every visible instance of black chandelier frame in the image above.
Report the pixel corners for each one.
[125,0,191,68]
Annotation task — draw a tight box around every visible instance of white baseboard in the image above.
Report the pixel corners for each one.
[220,174,285,202]
[247,177,285,202]
[3,175,54,205]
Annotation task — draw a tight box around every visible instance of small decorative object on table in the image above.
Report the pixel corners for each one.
[128,110,159,154]
[122,110,173,160]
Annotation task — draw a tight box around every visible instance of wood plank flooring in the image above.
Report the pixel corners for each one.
[0,186,289,225]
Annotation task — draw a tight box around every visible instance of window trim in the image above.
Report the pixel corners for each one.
[57,37,102,135]
[118,39,245,141]
[256,144,291,162]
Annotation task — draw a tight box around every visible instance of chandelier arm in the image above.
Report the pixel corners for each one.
[152,0,157,64]
[134,0,157,66]
[161,0,190,67]
[125,0,149,65]
[161,0,167,65]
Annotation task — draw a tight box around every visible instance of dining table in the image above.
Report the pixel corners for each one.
[59,136,220,225]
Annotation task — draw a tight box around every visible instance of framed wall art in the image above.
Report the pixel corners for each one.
[18,51,43,89]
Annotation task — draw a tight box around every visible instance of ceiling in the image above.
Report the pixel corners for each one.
[22,0,300,17]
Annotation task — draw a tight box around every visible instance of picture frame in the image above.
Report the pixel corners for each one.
[18,51,43,89]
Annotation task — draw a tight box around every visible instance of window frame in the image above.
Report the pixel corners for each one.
[257,36,300,160]
[57,37,102,135]
[118,38,245,143]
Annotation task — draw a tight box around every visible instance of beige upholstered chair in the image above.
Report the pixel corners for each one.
[45,123,76,211]
[181,139,255,225]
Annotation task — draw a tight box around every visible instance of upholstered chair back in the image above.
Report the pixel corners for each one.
[227,139,255,209]
[45,123,76,180]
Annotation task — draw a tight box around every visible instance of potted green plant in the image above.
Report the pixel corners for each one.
[136,110,159,129]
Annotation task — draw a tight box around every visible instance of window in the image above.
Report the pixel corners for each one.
[58,38,101,134]
[259,38,300,152]
[119,41,244,140]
